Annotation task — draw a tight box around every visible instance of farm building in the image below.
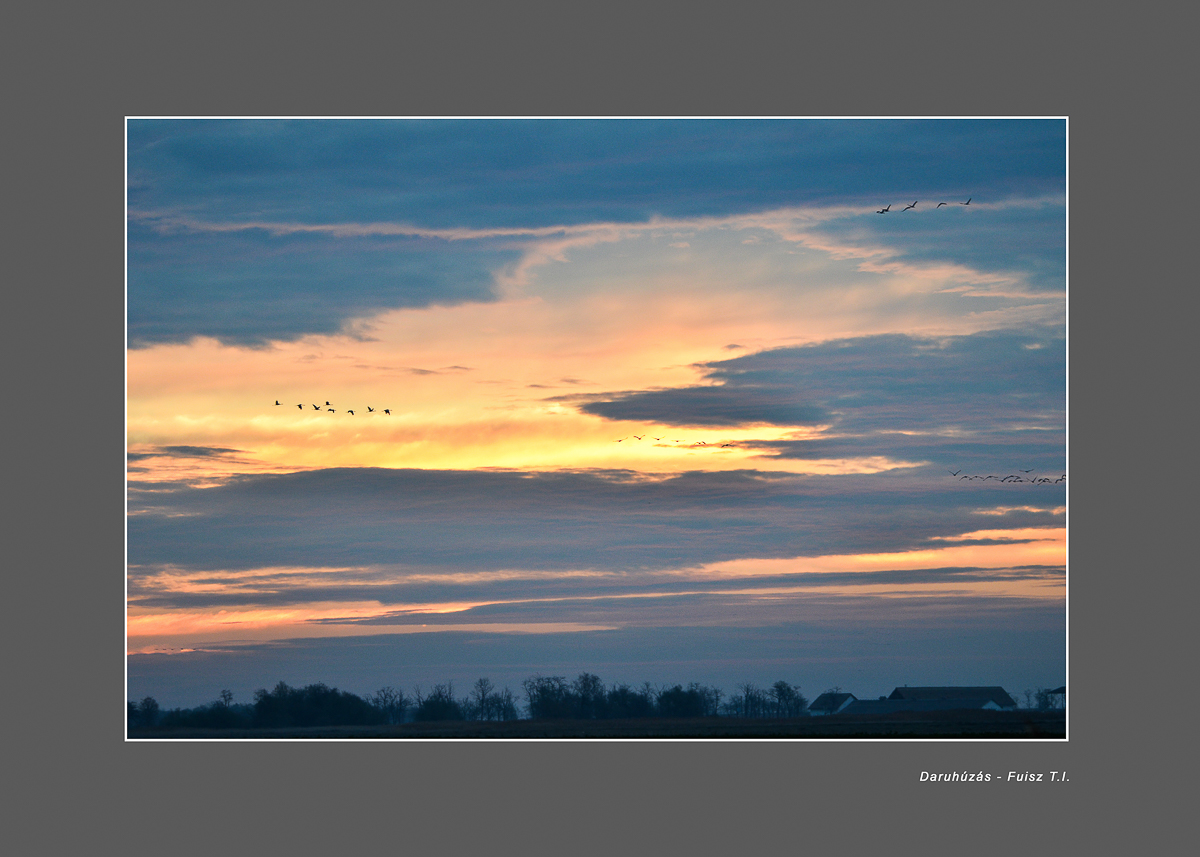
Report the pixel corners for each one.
[842,697,1007,715]
[808,691,856,716]
[887,686,1017,710]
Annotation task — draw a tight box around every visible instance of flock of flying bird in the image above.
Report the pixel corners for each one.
[879,195,1063,485]
[614,435,736,449]
[276,400,392,416]
[877,197,970,213]
[274,402,742,451]
[948,468,1065,484]
[272,401,1063,483]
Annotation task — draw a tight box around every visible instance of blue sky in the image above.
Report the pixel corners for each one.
[127,118,1066,709]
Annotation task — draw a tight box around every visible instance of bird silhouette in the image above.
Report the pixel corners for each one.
[383,409,391,415]
[325,401,332,406]
[903,201,917,210]
[312,404,321,410]
[297,404,303,409]
[936,202,948,208]
[347,409,354,415]
[948,469,961,476]
[328,408,335,413]
[960,197,971,205]
[367,407,374,413]
[877,204,891,214]
[275,400,281,405]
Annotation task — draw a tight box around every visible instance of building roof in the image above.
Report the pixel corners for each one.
[844,698,1002,715]
[888,686,1016,708]
[809,692,856,712]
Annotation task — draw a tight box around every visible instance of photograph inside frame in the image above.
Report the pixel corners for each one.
[125,117,1067,739]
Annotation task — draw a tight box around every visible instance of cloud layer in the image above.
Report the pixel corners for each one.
[128,119,1065,346]
[126,120,1067,707]
[578,329,1065,466]
[128,463,1065,581]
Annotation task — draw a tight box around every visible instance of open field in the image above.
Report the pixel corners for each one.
[129,710,1065,739]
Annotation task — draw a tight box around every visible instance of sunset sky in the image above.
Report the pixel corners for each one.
[126,118,1066,709]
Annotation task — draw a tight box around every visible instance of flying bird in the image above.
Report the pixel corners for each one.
[312,404,321,410]
[326,401,332,406]
[903,201,917,210]
[367,407,374,412]
[347,410,354,415]
[275,400,281,405]
[876,204,891,213]
[328,408,335,413]
[960,197,972,205]
[948,469,961,476]
[936,202,948,208]
[297,404,303,409]
[383,409,391,415]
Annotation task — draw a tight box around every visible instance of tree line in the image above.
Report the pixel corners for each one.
[129,675,1066,730]
[127,673,811,730]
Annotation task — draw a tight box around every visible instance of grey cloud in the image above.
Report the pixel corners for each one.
[127,466,1063,575]
[570,329,1064,473]
[573,385,825,427]
[131,445,245,460]
[127,225,512,348]
[578,330,1062,428]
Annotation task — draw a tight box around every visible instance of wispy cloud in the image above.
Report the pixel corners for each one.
[128,195,1064,347]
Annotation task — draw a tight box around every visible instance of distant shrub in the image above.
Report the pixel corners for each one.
[605,683,656,719]
[160,701,254,730]
[413,683,465,721]
[523,675,576,719]
[656,684,709,718]
[252,681,384,728]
